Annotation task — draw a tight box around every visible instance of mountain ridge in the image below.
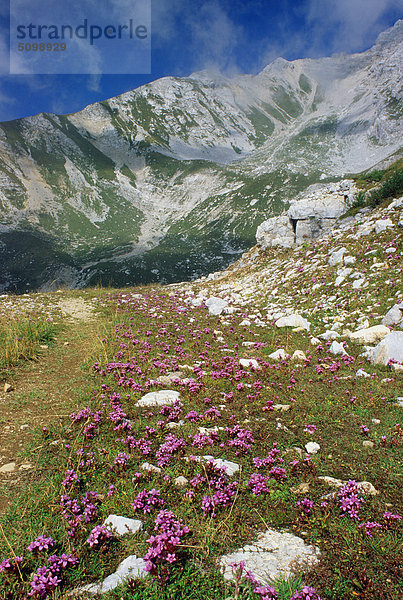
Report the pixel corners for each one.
[0,20,402,291]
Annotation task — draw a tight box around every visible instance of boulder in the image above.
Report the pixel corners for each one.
[206,297,228,315]
[371,332,403,365]
[288,195,346,220]
[382,304,403,326]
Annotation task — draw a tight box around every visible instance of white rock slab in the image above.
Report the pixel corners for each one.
[318,476,378,495]
[356,369,371,378]
[136,390,180,407]
[275,314,310,331]
[319,331,340,340]
[76,556,147,594]
[220,529,320,584]
[292,350,307,361]
[103,515,143,537]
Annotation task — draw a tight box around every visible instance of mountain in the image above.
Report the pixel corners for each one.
[0,21,402,292]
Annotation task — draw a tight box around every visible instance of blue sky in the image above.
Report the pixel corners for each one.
[0,0,401,122]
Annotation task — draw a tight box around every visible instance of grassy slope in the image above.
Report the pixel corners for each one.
[0,197,401,600]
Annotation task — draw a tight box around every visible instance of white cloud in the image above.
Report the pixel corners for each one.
[185,1,244,72]
[305,0,402,54]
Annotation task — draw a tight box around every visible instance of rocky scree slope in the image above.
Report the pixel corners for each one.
[0,22,402,291]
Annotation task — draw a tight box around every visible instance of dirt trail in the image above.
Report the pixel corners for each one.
[0,298,101,513]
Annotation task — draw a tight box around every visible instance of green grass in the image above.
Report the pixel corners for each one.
[0,314,58,377]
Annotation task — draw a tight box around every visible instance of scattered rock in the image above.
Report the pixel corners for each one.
[382,304,403,326]
[188,455,239,477]
[174,476,188,487]
[273,404,291,412]
[329,341,348,355]
[290,482,310,494]
[292,350,307,361]
[356,369,371,377]
[103,515,143,537]
[319,331,340,340]
[328,247,347,266]
[3,383,13,393]
[18,462,33,471]
[318,476,378,495]
[374,218,393,234]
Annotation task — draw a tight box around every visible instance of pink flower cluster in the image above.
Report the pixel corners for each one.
[131,488,165,513]
[144,510,189,581]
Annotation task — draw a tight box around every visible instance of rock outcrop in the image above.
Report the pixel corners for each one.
[256,180,356,249]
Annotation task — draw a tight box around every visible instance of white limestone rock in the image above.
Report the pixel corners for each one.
[187,455,239,476]
[136,390,180,407]
[220,529,320,584]
[356,369,371,378]
[141,462,162,474]
[319,331,340,340]
[305,442,320,454]
[102,515,143,537]
[292,350,307,361]
[75,556,147,594]
[371,332,403,365]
